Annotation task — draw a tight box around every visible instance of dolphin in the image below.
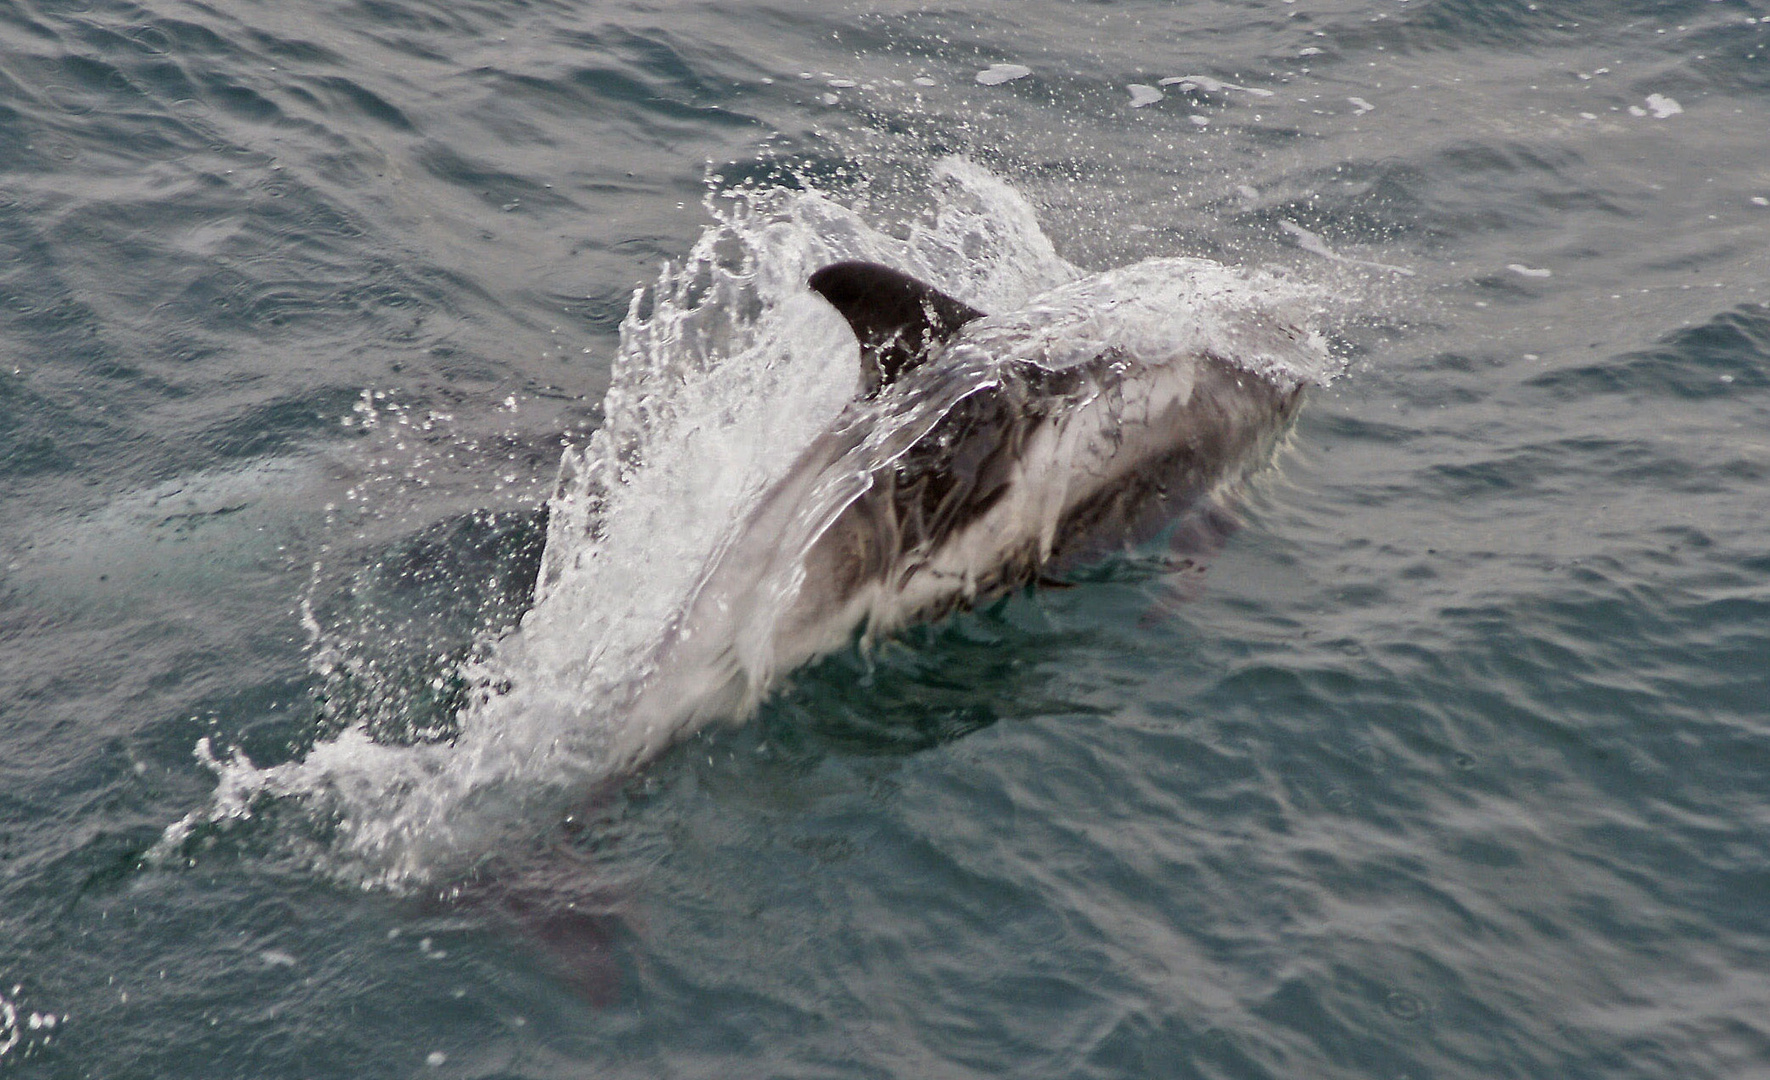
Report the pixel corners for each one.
[602,257,1316,768]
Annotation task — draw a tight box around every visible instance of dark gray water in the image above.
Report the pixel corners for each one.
[4,0,1769,1076]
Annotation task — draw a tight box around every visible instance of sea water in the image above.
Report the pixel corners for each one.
[1,0,1767,1076]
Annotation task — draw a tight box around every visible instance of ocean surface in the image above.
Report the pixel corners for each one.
[3,0,1768,1076]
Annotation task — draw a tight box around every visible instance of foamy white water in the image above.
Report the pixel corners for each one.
[156,160,1335,888]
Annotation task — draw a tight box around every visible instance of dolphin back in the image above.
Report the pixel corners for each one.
[611,257,1324,768]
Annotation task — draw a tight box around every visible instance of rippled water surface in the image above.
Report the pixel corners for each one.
[3,0,1768,1075]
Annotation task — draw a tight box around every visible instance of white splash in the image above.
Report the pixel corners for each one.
[154,161,1080,888]
[156,162,1341,889]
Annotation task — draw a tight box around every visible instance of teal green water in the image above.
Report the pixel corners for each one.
[4,0,1769,1076]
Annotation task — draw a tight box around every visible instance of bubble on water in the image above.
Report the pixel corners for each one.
[1385,990,1427,1020]
[130,25,173,53]
[1160,75,1274,97]
[975,64,1031,86]
[43,84,94,115]
[1644,93,1682,118]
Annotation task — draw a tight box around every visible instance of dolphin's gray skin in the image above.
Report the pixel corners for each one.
[605,259,1308,767]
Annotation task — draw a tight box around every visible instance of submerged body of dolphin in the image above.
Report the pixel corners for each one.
[605,256,1322,767]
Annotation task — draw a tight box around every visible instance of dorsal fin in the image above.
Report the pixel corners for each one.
[808,261,987,395]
